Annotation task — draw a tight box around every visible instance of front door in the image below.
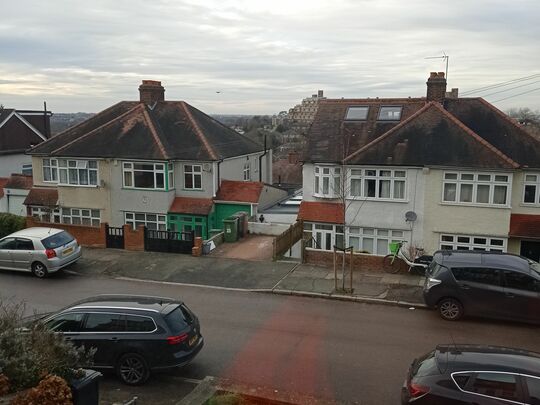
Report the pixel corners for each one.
[0,238,17,270]
[521,240,540,262]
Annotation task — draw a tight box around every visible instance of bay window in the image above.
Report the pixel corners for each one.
[442,172,510,206]
[58,159,98,186]
[123,162,166,190]
[348,168,406,200]
[348,227,404,256]
[125,212,166,230]
[314,166,341,198]
[43,159,58,182]
[440,234,506,252]
[523,173,540,205]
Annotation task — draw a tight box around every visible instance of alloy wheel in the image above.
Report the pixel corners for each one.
[119,356,146,384]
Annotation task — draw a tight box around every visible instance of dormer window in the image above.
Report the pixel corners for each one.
[378,106,402,121]
[345,106,369,120]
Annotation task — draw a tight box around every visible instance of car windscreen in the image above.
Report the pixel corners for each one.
[42,231,74,249]
[164,306,192,334]
[529,259,540,275]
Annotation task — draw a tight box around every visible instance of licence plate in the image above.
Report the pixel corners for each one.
[63,247,73,256]
[189,335,198,346]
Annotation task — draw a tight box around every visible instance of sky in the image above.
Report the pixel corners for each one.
[1,0,539,115]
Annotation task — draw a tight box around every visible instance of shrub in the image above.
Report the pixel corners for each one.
[11,374,73,405]
[0,300,95,393]
[0,213,26,238]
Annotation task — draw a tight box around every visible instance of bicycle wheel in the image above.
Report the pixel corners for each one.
[383,255,403,274]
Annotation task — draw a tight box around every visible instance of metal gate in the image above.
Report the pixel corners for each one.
[144,229,194,254]
[106,225,125,249]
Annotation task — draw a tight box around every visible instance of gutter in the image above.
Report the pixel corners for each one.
[258,135,268,182]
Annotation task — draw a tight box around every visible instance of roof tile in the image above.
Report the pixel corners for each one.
[169,197,214,215]
[215,180,263,203]
[23,188,58,207]
[509,214,540,240]
[298,201,344,223]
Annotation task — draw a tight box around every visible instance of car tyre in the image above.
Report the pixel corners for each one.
[116,353,150,385]
[31,262,48,278]
[438,298,464,321]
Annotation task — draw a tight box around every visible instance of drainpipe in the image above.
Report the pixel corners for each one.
[216,158,223,196]
[259,135,268,182]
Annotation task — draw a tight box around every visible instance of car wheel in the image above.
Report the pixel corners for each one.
[438,298,464,321]
[116,353,150,385]
[31,262,48,278]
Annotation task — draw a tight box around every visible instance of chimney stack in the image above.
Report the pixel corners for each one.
[139,80,165,104]
[426,72,447,103]
[317,90,324,98]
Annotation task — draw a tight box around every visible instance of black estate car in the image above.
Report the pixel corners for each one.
[39,295,204,385]
[423,250,540,323]
[402,345,540,404]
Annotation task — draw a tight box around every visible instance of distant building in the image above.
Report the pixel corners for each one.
[288,90,326,129]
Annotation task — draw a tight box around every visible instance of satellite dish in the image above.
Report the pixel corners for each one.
[405,211,417,222]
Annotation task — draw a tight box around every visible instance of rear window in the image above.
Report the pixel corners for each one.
[42,231,74,249]
[164,306,192,334]
[125,315,156,332]
[411,351,439,378]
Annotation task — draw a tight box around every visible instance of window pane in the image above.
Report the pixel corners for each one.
[471,372,519,402]
[394,181,405,199]
[363,237,374,254]
[478,174,491,181]
[363,228,374,235]
[194,174,202,189]
[376,239,388,255]
[91,210,99,217]
[490,239,504,246]
[324,233,332,250]
[81,218,91,226]
[134,164,154,171]
[345,106,369,120]
[473,238,487,245]
[457,236,470,243]
[524,185,536,203]
[84,313,125,332]
[443,183,456,201]
[378,106,402,121]
[89,170,97,185]
[365,179,376,197]
[392,231,404,238]
[504,270,539,292]
[46,313,84,333]
[68,168,78,184]
[494,175,508,182]
[379,180,391,198]
[378,230,389,236]
[156,172,164,189]
[349,236,360,250]
[193,166,202,173]
[135,171,155,188]
[380,170,391,177]
[476,184,490,203]
[323,168,330,175]
[334,176,341,195]
[147,214,157,222]
[461,173,474,180]
[79,169,89,185]
[493,186,507,204]
[395,171,406,178]
[59,169,68,184]
[185,173,193,189]
[125,315,155,332]
[323,177,329,194]
[525,376,540,404]
[444,173,458,180]
[135,213,145,221]
[459,184,473,202]
[315,176,319,194]
[350,179,361,196]
[335,234,344,249]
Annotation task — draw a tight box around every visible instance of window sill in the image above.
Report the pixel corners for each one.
[346,197,408,203]
[313,194,340,199]
[58,184,98,188]
[439,201,511,209]
[122,187,170,192]
[520,202,540,208]
[182,188,204,192]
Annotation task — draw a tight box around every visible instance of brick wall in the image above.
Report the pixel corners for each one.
[123,225,145,251]
[26,217,106,248]
[303,248,409,273]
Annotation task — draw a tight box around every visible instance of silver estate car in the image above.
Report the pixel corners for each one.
[0,227,81,277]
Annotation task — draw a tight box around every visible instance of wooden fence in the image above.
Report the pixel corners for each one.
[272,219,303,260]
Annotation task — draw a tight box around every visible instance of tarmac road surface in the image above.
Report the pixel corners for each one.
[1,270,539,404]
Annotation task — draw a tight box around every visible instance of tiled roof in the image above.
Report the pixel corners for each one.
[0,109,49,154]
[509,214,540,240]
[4,174,33,190]
[29,101,263,161]
[215,180,263,203]
[169,197,214,215]
[23,188,58,207]
[0,177,9,199]
[298,201,344,223]
[306,91,540,169]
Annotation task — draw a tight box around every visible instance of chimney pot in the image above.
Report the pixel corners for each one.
[426,72,447,103]
[139,80,165,104]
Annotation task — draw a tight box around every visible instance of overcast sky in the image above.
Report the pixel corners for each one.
[1,0,539,114]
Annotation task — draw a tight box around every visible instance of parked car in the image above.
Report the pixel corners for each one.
[423,250,540,323]
[0,227,81,278]
[36,294,204,385]
[402,344,540,404]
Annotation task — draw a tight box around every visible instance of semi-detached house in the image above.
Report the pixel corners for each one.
[25,80,274,239]
[299,72,540,262]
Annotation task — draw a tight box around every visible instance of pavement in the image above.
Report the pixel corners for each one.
[69,247,425,306]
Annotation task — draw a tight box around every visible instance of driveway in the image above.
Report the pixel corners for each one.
[209,235,274,261]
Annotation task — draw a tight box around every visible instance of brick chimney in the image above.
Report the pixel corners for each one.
[288,151,299,164]
[426,72,447,103]
[139,80,165,104]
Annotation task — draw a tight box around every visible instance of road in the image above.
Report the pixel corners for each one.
[1,270,539,404]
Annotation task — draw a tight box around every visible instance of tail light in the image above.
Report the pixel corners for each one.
[408,382,430,398]
[167,333,188,345]
[45,249,56,259]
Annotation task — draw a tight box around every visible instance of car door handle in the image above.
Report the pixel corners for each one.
[459,283,471,289]
[110,337,119,342]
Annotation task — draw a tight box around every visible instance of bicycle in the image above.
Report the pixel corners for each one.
[382,241,432,275]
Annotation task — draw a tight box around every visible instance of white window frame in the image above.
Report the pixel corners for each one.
[122,162,166,190]
[42,158,58,183]
[57,159,98,187]
[30,206,60,223]
[442,171,511,207]
[523,173,540,206]
[314,166,341,198]
[60,207,100,227]
[168,163,175,189]
[345,106,369,121]
[243,162,251,181]
[125,212,167,231]
[348,168,407,201]
[439,233,507,252]
[184,164,202,190]
[347,227,404,256]
[303,222,344,251]
[377,106,402,121]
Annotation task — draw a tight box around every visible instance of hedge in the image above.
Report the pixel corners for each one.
[0,213,26,238]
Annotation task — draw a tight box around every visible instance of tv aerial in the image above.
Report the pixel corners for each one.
[425,51,449,80]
